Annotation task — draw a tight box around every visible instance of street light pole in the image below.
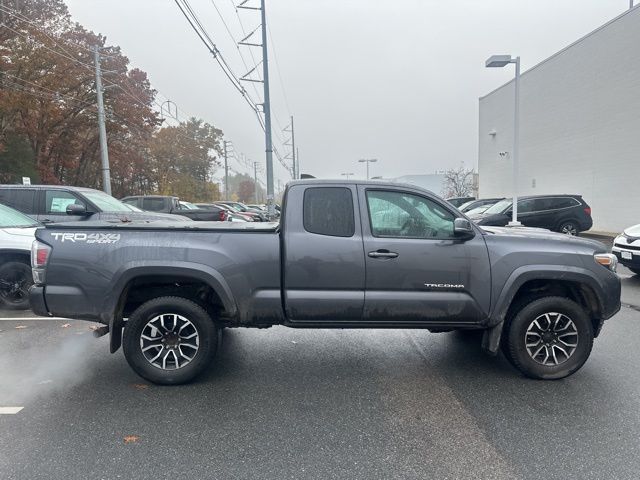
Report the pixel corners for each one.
[358,158,378,180]
[512,56,520,227]
[485,54,521,226]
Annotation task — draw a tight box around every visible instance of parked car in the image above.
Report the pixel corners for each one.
[446,196,475,208]
[458,198,504,213]
[121,195,228,221]
[219,201,268,221]
[469,195,593,235]
[30,180,620,384]
[214,202,263,222]
[0,203,38,310]
[612,224,640,275]
[0,185,189,223]
[195,203,247,222]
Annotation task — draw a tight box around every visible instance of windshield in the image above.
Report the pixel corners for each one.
[484,198,512,215]
[0,203,39,228]
[82,190,137,212]
[458,200,476,211]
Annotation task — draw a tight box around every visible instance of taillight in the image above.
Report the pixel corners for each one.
[31,240,51,284]
[584,207,592,216]
[219,210,227,221]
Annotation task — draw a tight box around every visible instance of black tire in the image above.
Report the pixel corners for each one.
[629,268,640,276]
[558,219,579,236]
[0,261,33,310]
[505,296,593,380]
[122,296,219,385]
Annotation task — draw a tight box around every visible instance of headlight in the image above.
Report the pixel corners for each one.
[594,253,617,272]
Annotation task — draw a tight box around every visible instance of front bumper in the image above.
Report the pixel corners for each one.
[612,241,640,270]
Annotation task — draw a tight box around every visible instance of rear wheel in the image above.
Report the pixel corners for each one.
[123,296,219,385]
[558,220,579,236]
[0,261,33,310]
[504,296,593,380]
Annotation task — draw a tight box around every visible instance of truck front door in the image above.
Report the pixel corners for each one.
[358,186,491,325]
[283,184,365,322]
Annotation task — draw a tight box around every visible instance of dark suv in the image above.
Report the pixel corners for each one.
[469,195,592,235]
[0,185,188,223]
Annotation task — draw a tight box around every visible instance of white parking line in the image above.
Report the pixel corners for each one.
[0,407,24,414]
[0,317,72,321]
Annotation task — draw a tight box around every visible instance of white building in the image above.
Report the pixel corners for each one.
[478,6,640,233]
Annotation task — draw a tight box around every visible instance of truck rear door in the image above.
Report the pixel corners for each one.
[283,184,365,322]
[357,185,491,324]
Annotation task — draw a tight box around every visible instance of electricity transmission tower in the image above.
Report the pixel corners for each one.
[283,116,297,179]
[238,0,275,218]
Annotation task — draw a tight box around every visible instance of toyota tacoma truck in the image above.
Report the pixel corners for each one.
[29,180,621,384]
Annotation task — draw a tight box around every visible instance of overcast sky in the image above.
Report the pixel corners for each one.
[66,0,629,184]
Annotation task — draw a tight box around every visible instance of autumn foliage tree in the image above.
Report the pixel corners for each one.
[0,0,223,201]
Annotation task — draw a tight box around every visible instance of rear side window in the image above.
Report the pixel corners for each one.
[142,197,166,212]
[549,197,580,209]
[303,187,355,237]
[45,190,84,213]
[0,188,36,213]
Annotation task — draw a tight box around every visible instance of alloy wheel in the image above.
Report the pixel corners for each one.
[0,269,31,306]
[139,313,200,370]
[561,223,578,236]
[524,312,578,366]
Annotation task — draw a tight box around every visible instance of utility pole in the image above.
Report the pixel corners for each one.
[296,147,299,179]
[93,45,112,195]
[223,140,230,200]
[260,0,275,218]
[253,162,259,204]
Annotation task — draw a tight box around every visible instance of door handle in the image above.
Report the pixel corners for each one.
[368,250,399,259]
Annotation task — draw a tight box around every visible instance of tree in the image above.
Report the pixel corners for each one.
[442,164,476,198]
[0,0,159,192]
[148,118,223,201]
[237,180,256,203]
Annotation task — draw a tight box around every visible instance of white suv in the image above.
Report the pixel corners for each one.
[0,203,38,310]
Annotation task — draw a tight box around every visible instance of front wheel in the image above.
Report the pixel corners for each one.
[0,261,33,310]
[123,296,219,385]
[504,297,593,380]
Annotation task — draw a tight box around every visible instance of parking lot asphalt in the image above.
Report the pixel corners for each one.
[1,270,639,480]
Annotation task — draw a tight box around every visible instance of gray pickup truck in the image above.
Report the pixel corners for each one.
[29,180,621,384]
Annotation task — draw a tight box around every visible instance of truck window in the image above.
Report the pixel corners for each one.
[303,187,355,237]
[142,197,166,212]
[0,188,36,214]
[366,190,454,239]
[45,190,85,214]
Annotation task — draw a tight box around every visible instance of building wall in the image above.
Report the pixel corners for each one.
[478,6,640,233]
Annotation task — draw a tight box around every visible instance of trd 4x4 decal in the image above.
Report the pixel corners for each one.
[51,233,121,244]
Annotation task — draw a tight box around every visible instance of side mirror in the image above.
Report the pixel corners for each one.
[66,204,89,216]
[454,218,475,239]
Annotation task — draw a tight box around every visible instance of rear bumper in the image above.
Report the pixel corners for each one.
[29,285,49,317]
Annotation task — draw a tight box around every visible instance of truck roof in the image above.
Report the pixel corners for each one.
[287,179,437,194]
